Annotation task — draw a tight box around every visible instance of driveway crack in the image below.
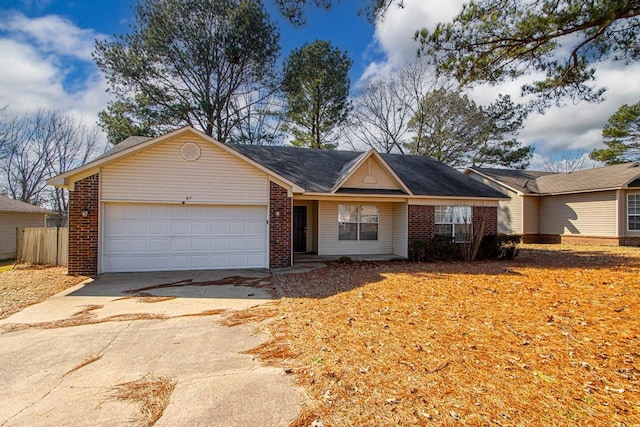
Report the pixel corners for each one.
[0,322,134,427]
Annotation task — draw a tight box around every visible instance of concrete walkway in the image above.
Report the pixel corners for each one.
[0,270,301,426]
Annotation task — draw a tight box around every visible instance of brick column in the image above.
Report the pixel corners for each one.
[408,205,435,243]
[473,206,498,236]
[68,174,99,275]
[269,182,292,268]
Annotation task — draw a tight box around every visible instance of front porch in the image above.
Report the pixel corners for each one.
[294,253,404,263]
[291,199,410,264]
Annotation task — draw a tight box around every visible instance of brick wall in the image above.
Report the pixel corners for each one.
[473,206,498,236]
[269,182,292,268]
[408,205,435,243]
[68,173,99,275]
[408,204,498,247]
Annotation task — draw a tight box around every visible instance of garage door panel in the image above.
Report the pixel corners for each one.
[171,221,190,235]
[103,204,268,272]
[210,238,228,250]
[149,238,170,251]
[129,222,148,235]
[150,206,171,219]
[191,221,209,234]
[150,221,169,234]
[247,238,266,251]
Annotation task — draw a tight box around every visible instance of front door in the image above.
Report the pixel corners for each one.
[293,206,307,252]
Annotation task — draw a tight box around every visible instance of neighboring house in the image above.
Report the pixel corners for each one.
[0,195,48,260]
[48,126,506,275]
[466,163,640,246]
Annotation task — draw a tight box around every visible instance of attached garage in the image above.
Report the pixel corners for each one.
[102,203,268,272]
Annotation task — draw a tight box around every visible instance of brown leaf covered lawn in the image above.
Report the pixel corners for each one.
[241,245,640,426]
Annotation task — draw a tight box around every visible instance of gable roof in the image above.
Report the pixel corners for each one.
[231,144,506,198]
[48,126,506,199]
[0,195,49,214]
[469,162,640,195]
[468,168,555,194]
[47,127,304,192]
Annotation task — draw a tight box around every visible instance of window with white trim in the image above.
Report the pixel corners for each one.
[338,205,378,240]
[434,206,472,242]
[629,194,640,231]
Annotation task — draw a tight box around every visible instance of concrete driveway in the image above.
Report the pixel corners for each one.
[0,270,301,426]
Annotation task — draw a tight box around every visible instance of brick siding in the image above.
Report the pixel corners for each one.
[269,182,292,268]
[408,204,498,250]
[68,173,99,275]
[408,205,435,243]
[472,206,498,236]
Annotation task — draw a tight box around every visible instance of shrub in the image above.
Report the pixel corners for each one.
[477,234,522,260]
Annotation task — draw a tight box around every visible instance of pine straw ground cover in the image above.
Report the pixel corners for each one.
[0,264,88,320]
[232,245,640,426]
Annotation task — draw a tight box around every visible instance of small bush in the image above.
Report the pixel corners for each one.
[409,237,461,262]
[477,234,521,260]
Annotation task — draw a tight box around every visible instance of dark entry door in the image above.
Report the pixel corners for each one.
[293,206,307,252]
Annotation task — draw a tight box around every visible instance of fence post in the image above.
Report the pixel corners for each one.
[56,227,60,266]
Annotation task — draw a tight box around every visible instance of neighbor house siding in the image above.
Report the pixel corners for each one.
[522,196,539,235]
[101,134,268,204]
[466,172,521,233]
[538,190,617,237]
[392,202,408,258]
[318,201,393,255]
[621,189,640,244]
[0,213,46,260]
[341,157,401,190]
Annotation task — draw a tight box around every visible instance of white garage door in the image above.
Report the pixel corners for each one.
[103,203,268,272]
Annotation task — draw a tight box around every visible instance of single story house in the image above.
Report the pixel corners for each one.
[0,195,48,260]
[48,126,506,275]
[466,163,640,246]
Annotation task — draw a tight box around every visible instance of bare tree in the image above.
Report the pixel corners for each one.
[0,109,102,223]
[229,88,286,145]
[542,150,587,173]
[346,59,445,153]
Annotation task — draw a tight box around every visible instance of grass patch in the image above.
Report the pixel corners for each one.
[236,244,640,426]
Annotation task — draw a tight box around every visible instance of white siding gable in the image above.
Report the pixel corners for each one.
[101,134,268,205]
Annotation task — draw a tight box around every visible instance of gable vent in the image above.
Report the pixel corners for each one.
[181,142,201,161]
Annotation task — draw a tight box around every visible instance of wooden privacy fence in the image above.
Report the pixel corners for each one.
[21,227,68,266]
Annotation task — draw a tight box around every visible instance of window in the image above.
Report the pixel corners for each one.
[338,205,378,240]
[434,206,472,242]
[629,194,640,231]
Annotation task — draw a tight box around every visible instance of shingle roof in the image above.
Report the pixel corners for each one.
[86,130,506,199]
[470,168,555,194]
[0,195,49,214]
[381,153,507,198]
[536,163,640,193]
[95,136,152,161]
[231,144,507,198]
[471,162,640,195]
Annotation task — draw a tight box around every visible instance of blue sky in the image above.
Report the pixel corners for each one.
[1,0,640,168]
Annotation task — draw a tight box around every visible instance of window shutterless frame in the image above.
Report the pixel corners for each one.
[628,193,640,231]
[338,204,379,241]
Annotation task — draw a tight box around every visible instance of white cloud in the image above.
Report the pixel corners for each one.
[0,12,110,128]
[0,12,99,59]
[362,0,640,167]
